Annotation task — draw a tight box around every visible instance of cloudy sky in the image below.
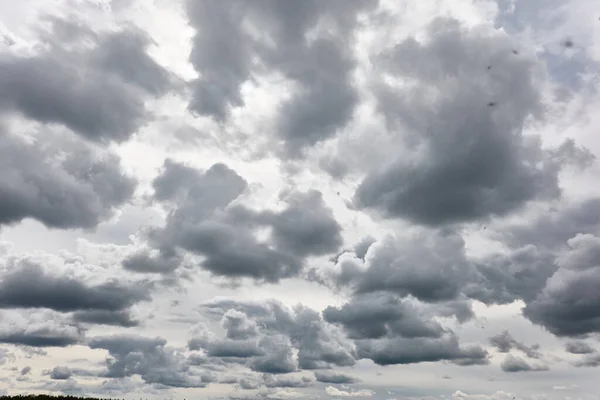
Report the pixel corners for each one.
[1,0,600,399]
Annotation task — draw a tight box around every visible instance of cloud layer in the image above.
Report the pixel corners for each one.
[1,1,600,400]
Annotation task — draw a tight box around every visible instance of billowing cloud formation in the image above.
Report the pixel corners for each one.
[354,17,590,226]
[196,296,487,369]
[0,129,135,229]
[523,234,600,336]
[0,15,172,143]
[194,298,357,371]
[1,1,600,399]
[126,160,342,282]
[88,334,214,388]
[185,0,377,156]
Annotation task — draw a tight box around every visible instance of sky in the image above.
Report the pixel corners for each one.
[1,0,600,399]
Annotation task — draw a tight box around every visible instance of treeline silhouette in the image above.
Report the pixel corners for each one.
[1,396,124,400]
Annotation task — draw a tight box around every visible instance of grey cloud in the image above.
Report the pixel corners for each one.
[291,306,356,370]
[314,371,359,384]
[200,299,356,370]
[121,250,182,275]
[556,234,600,271]
[495,198,600,250]
[238,378,262,390]
[263,374,312,388]
[0,128,136,229]
[186,0,377,155]
[352,237,376,261]
[201,297,486,368]
[72,310,139,327]
[192,340,263,359]
[523,234,600,337]
[256,190,343,258]
[355,17,586,226]
[489,331,541,359]
[323,293,445,340]
[574,354,600,367]
[21,366,32,376]
[0,260,150,313]
[0,15,172,143]
[500,354,549,372]
[142,160,342,282]
[356,336,489,366]
[523,266,600,336]
[322,231,473,302]
[0,348,15,365]
[89,334,210,388]
[188,323,263,359]
[50,366,72,380]
[465,244,558,305]
[222,309,260,340]
[248,336,297,374]
[0,320,83,347]
[38,379,83,395]
[565,341,596,354]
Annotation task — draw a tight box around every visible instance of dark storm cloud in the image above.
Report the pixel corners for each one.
[140,160,342,282]
[0,128,136,229]
[489,331,541,359]
[71,310,139,327]
[185,0,377,155]
[500,355,549,373]
[88,334,211,388]
[0,259,150,313]
[50,366,72,380]
[354,17,590,226]
[0,15,172,143]
[565,341,596,355]
[314,371,359,384]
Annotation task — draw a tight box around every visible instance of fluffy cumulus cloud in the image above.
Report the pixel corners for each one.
[1,0,600,399]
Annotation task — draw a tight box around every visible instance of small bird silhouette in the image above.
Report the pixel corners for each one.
[513,49,519,55]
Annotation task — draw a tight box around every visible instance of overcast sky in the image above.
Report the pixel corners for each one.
[1,0,600,399]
